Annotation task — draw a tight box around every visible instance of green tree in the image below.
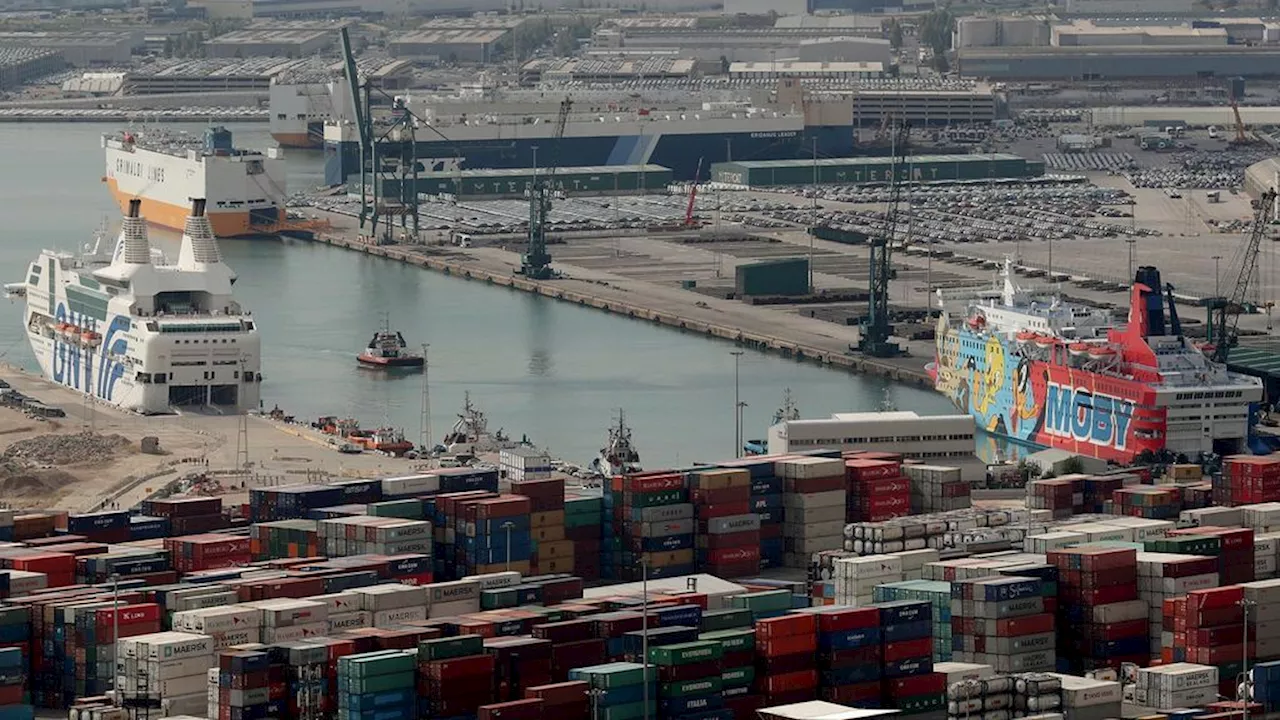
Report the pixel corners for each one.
[932,51,949,73]
[887,18,904,50]
[720,54,730,73]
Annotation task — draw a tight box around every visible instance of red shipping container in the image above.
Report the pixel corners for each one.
[703,560,759,578]
[822,682,883,703]
[694,502,750,519]
[1190,624,1245,647]
[996,613,1054,637]
[756,614,817,640]
[859,493,910,514]
[855,476,911,495]
[885,672,946,697]
[696,530,760,550]
[883,638,932,663]
[761,670,818,695]
[524,681,589,706]
[693,486,750,505]
[756,652,815,675]
[423,655,497,682]
[94,603,160,630]
[817,607,880,632]
[759,634,818,658]
[617,474,685,493]
[704,546,759,566]
[1061,585,1137,605]
[845,459,902,481]
[1188,586,1245,614]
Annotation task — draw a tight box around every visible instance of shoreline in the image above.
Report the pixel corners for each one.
[300,232,935,389]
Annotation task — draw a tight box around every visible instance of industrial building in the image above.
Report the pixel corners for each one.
[953,16,1050,48]
[723,0,806,15]
[797,37,891,65]
[387,18,527,63]
[204,21,346,58]
[729,61,887,81]
[0,48,62,90]
[597,16,884,63]
[766,410,981,479]
[373,165,673,199]
[0,31,133,67]
[1246,157,1280,220]
[844,85,1000,127]
[520,56,697,83]
[1052,20,1227,46]
[711,153,1042,188]
[124,57,325,94]
[958,45,1280,79]
[1062,0,1196,14]
[194,0,512,19]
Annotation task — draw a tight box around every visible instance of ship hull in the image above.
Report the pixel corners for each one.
[357,353,424,369]
[270,131,319,149]
[323,126,856,186]
[933,319,1167,464]
[105,178,265,238]
[27,324,151,413]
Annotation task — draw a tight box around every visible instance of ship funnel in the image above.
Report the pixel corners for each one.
[178,197,222,267]
[117,198,151,265]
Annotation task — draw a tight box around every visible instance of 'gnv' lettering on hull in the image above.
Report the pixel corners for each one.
[1044,383,1135,450]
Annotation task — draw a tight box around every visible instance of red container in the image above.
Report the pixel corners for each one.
[694,502,750,519]
[524,681,589,706]
[700,530,760,549]
[823,682,881,703]
[857,476,911,494]
[756,614,817,640]
[1190,624,1245,647]
[845,459,902,481]
[94,603,160,630]
[885,672,946,697]
[883,637,932,663]
[692,486,750,505]
[761,669,818,694]
[471,496,534,521]
[616,473,685,493]
[704,546,760,566]
[996,613,1054,637]
[859,493,910,515]
[817,607,880,632]
[759,634,818,658]
[1188,586,1245,614]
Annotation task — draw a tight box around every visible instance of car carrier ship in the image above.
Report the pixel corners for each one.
[930,259,1264,464]
[103,126,324,239]
[316,79,858,185]
[6,198,262,415]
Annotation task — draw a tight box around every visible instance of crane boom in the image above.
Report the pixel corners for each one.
[1211,189,1276,363]
[522,96,572,280]
[857,120,909,358]
[685,157,703,227]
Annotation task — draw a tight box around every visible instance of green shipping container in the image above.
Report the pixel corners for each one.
[627,490,686,508]
[565,510,600,529]
[721,667,755,688]
[699,628,754,653]
[481,588,518,610]
[700,608,753,632]
[735,257,810,297]
[660,677,723,698]
[569,662,656,689]
[648,641,723,666]
[599,700,656,720]
[338,650,416,678]
[340,670,415,695]
[1146,536,1220,555]
[367,499,425,519]
[731,589,791,614]
[899,692,947,713]
[419,635,485,661]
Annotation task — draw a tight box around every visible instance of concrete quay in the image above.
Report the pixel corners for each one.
[298,211,936,388]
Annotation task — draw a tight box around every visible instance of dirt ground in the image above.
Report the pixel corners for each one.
[0,364,427,513]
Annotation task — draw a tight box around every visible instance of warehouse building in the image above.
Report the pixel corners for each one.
[374,164,673,199]
[729,61,887,81]
[1063,0,1196,14]
[797,36,891,64]
[711,153,1042,188]
[520,56,696,83]
[388,18,528,63]
[1246,157,1280,221]
[195,0,512,19]
[958,46,1280,79]
[1052,21,1227,46]
[954,16,1050,48]
[0,31,133,67]
[125,57,322,94]
[0,48,63,90]
[205,21,346,58]
[767,411,981,479]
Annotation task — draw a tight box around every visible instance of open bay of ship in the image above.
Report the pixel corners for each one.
[0,122,955,467]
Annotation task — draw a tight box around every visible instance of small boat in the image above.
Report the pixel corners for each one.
[1068,343,1089,357]
[1015,330,1037,345]
[1034,335,1055,348]
[441,393,515,457]
[590,411,642,477]
[358,318,423,370]
[349,427,415,457]
[1088,346,1117,360]
[745,388,800,456]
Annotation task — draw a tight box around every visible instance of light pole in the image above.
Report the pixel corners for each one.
[501,521,515,571]
[730,350,744,457]
[640,557,650,720]
[1243,596,1257,720]
[110,572,119,691]
[1214,255,1223,297]
[1125,237,1136,283]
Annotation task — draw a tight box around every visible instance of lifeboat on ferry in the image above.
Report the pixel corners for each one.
[80,331,100,347]
[967,315,987,330]
[1088,346,1117,360]
[1068,343,1089,356]
[1015,331,1037,346]
[1034,335,1055,349]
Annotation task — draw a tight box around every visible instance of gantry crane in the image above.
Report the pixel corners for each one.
[521,96,572,280]
[341,27,459,243]
[857,120,911,358]
[1208,189,1276,363]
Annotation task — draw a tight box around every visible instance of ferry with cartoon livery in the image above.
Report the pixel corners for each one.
[929,259,1263,463]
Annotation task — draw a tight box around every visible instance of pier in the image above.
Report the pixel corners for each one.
[297,219,934,388]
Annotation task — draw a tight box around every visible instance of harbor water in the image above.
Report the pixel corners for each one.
[0,122,956,466]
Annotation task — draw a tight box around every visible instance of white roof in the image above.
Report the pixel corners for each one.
[760,701,899,720]
[581,573,747,600]
[830,411,922,422]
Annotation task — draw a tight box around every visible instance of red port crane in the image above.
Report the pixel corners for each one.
[685,157,703,228]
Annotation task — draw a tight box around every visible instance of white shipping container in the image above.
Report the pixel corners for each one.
[788,505,845,524]
[1179,506,1243,528]
[460,571,522,590]
[121,632,214,662]
[374,606,428,627]
[776,457,845,480]
[1052,675,1122,708]
[248,599,328,628]
[933,661,995,684]
[1025,532,1085,554]
[309,592,363,615]
[1150,686,1215,708]
[6,569,46,596]
[158,693,207,718]
[1158,573,1218,594]
[117,672,206,697]
[1089,600,1146,624]
[787,520,846,538]
[172,606,261,635]
[1057,523,1134,543]
[836,554,905,579]
[207,628,259,650]
[261,621,326,644]
[327,611,373,633]
[426,579,481,607]
[1139,663,1217,691]
[428,599,479,618]
[381,474,440,496]
[354,583,428,612]
[118,655,215,681]
[783,490,846,511]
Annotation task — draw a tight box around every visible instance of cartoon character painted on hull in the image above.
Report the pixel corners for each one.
[934,316,1044,445]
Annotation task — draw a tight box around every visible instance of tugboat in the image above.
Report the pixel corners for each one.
[440,393,514,457]
[358,318,423,370]
[590,411,642,478]
[744,389,800,456]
